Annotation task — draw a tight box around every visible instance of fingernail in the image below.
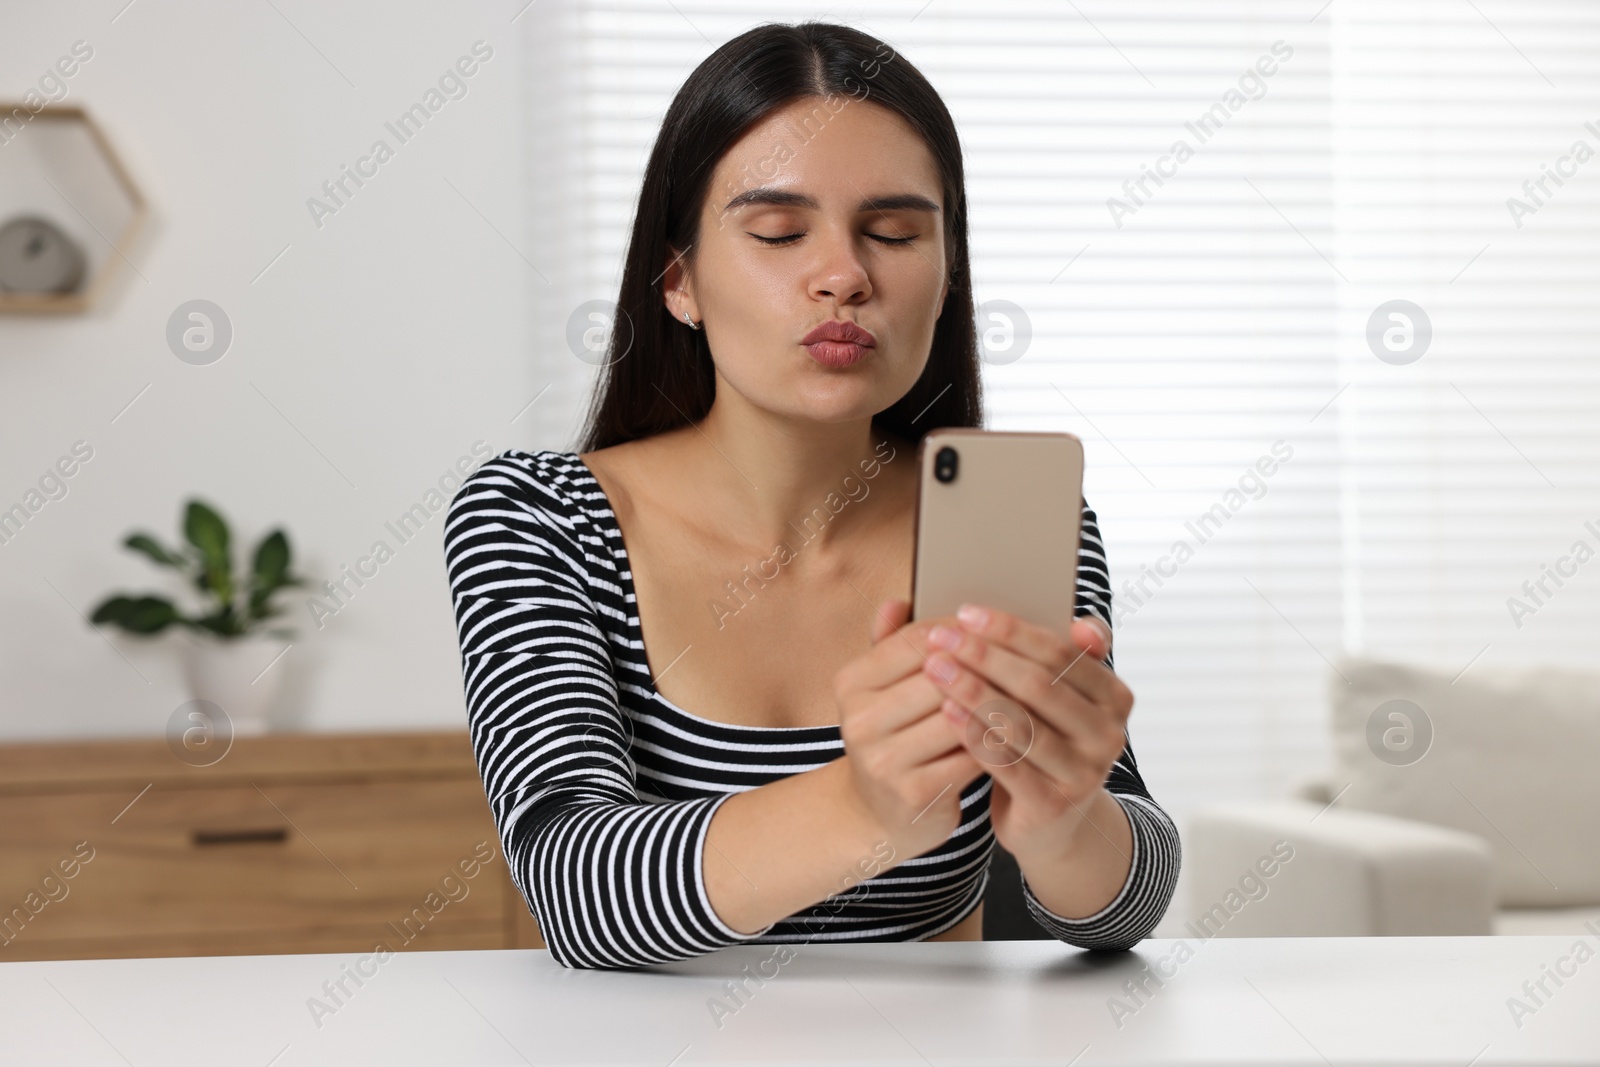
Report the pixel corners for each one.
[942,698,969,723]
[925,655,959,684]
[957,604,988,630]
[928,624,961,650]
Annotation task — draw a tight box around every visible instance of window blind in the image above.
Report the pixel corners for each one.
[520,0,1600,826]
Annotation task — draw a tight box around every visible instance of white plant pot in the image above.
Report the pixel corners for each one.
[179,634,286,736]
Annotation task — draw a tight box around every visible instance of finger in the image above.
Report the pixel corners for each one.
[928,627,1121,762]
[947,696,1106,820]
[940,689,1087,789]
[894,699,971,767]
[1070,614,1113,661]
[952,605,1121,708]
[931,629,1129,788]
[843,671,945,746]
[924,648,1027,724]
[941,695,1038,771]
[957,603,1114,667]
[871,598,912,645]
[912,748,988,810]
[977,734,1082,816]
[837,614,955,694]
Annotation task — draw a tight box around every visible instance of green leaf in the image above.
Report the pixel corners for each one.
[90,595,180,634]
[253,529,291,587]
[123,533,189,569]
[246,530,304,622]
[191,612,233,638]
[183,499,233,605]
[89,594,134,625]
[183,499,230,561]
[101,499,302,641]
[248,575,303,612]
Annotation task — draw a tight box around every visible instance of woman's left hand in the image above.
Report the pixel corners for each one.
[918,604,1132,863]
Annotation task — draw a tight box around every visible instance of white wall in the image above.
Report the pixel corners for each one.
[0,1,582,739]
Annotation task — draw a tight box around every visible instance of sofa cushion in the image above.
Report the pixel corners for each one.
[1329,655,1600,908]
[1188,800,1495,936]
[1494,906,1600,936]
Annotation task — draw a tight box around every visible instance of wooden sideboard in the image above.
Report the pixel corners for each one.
[0,730,543,961]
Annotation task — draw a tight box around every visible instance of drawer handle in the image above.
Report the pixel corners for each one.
[192,827,289,846]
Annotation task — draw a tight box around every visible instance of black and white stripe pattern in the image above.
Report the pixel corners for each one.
[444,449,1180,969]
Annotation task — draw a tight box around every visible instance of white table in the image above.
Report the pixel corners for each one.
[2,937,1595,1065]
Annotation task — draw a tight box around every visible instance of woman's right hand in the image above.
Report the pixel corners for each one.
[832,598,986,861]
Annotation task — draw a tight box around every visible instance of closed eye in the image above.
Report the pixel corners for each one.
[747,231,919,246]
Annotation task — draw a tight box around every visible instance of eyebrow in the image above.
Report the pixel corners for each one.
[721,187,941,215]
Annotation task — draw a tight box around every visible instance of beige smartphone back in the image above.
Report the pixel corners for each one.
[910,429,1085,638]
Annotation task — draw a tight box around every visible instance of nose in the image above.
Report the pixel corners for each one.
[808,227,872,306]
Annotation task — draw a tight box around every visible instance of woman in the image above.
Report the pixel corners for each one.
[444,21,1179,970]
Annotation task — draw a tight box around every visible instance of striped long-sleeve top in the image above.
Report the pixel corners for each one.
[443,448,1180,970]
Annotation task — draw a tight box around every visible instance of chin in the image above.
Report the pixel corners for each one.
[795,358,918,404]
[783,389,897,425]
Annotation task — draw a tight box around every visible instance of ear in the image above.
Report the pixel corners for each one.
[662,247,697,324]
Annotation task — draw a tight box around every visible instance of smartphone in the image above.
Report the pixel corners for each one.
[910,429,1085,638]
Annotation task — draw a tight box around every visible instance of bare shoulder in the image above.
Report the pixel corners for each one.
[578,431,684,524]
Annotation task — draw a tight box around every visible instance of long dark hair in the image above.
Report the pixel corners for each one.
[575,21,982,453]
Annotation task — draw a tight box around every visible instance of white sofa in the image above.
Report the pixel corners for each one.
[1186,655,1600,937]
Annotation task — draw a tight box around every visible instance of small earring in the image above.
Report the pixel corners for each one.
[683,310,701,331]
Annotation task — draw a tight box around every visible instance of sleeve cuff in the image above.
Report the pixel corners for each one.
[1020,792,1182,950]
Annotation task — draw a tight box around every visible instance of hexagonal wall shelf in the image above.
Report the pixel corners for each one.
[0,103,146,313]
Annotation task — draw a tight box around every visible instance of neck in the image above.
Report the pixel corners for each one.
[681,396,910,553]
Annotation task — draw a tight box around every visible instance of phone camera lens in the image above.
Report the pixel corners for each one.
[934,446,959,484]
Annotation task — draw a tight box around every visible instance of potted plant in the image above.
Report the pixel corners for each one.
[91,499,306,735]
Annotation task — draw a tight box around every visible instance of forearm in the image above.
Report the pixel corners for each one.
[1012,787,1133,919]
[703,756,894,935]
[1014,789,1182,950]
